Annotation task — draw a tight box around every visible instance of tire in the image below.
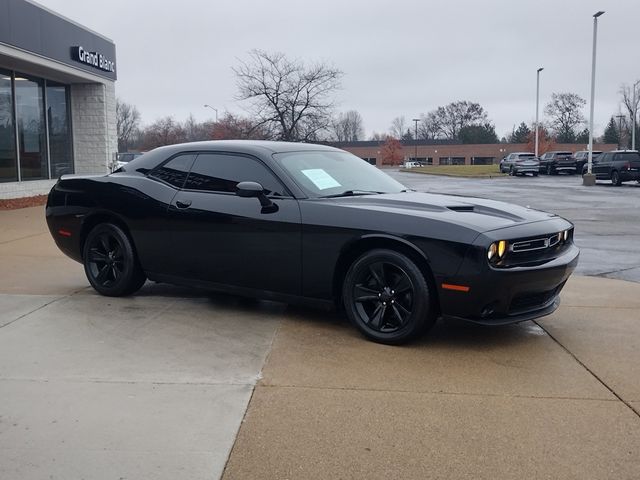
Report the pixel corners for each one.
[83,223,147,296]
[509,166,514,176]
[546,165,553,175]
[533,172,539,177]
[342,249,435,345]
[611,170,622,186]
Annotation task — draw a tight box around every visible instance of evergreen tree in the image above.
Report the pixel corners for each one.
[576,128,590,144]
[603,117,619,144]
[510,122,531,143]
[458,123,499,144]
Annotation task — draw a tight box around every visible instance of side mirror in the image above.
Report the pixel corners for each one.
[236,181,264,198]
[236,181,277,212]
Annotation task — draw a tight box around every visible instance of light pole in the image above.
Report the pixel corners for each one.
[585,11,604,185]
[616,114,625,149]
[535,67,543,158]
[203,104,218,122]
[412,118,420,161]
[632,79,639,150]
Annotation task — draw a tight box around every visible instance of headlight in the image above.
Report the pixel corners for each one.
[563,229,569,242]
[497,240,507,258]
[487,243,497,261]
[488,240,508,263]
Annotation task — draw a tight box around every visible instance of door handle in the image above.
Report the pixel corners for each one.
[175,199,192,209]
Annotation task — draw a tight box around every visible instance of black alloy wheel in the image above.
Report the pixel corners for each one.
[343,249,434,344]
[611,170,622,186]
[83,223,146,296]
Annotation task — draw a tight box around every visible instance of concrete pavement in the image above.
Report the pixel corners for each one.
[0,207,282,479]
[1,204,639,479]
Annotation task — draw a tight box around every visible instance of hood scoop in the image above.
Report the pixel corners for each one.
[447,205,475,212]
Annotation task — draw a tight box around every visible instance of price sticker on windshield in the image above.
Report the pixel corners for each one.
[301,169,341,190]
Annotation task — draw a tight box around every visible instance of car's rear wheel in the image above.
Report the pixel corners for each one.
[83,223,146,296]
[342,249,435,345]
[611,170,622,186]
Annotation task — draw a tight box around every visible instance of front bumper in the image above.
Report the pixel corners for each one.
[438,243,579,326]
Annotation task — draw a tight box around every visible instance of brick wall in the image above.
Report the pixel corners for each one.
[338,142,618,166]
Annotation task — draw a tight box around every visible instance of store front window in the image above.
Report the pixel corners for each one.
[0,70,72,182]
[16,75,47,180]
[0,70,16,182]
[47,83,73,176]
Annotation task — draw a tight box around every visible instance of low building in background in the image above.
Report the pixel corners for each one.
[329,140,617,167]
[0,0,117,200]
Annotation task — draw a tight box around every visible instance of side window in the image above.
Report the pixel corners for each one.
[150,154,196,188]
[184,153,288,196]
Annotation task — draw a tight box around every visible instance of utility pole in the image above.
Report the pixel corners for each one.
[632,79,639,150]
[535,68,543,158]
[585,11,604,185]
[412,118,420,162]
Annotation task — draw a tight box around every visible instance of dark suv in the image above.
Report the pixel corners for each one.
[584,150,640,185]
[539,151,576,175]
[573,150,602,172]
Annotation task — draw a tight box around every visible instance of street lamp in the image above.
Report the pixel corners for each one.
[535,67,543,158]
[616,114,625,149]
[632,79,640,150]
[585,10,605,185]
[203,104,218,122]
[412,118,420,161]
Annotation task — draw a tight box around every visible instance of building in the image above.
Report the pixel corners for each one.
[331,140,616,166]
[0,0,117,200]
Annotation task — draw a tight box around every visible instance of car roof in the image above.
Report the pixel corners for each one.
[547,151,572,154]
[124,140,343,172]
[511,152,535,155]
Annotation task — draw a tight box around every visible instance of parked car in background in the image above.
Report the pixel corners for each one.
[112,152,144,172]
[499,152,540,176]
[573,150,602,172]
[583,150,640,185]
[538,151,576,175]
[403,161,421,169]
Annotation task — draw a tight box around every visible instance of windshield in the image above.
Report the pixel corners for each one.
[517,154,535,159]
[273,150,405,198]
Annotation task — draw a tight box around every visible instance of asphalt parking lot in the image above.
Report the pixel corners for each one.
[388,169,640,283]
[1,173,639,479]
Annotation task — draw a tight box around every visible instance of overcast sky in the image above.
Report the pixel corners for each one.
[39,0,640,138]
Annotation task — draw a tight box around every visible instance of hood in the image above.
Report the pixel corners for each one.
[324,191,558,233]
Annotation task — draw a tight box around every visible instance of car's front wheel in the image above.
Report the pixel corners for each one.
[342,249,435,344]
[611,170,622,186]
[83,223,146,296]
[546,165,554,175]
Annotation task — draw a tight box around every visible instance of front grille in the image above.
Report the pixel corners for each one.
[509,286,561,314]
[511,233,562,253]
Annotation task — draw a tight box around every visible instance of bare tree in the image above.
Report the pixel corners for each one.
[544,92,586,143]
[389,116,407,139]
[116,98,141,151]
[212,112,271,140]
[234,49,343,142]
[620,83,640,146]
[331,110,364,141]
[428,101,489,140]
[417,112,441,140]
[141,116,186,150]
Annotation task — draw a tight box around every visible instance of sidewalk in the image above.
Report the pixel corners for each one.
[223,276,640,479]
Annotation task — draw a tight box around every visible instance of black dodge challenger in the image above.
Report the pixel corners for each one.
[46,141,579,344]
